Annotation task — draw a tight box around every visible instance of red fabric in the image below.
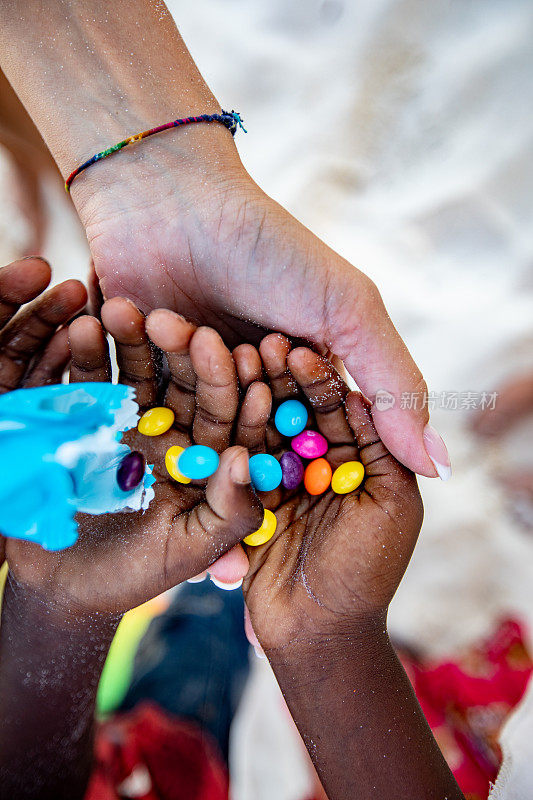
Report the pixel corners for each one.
[85,702,228,800]
[401,618,533,800]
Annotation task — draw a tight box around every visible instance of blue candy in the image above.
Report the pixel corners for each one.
[274,399,308,437]
[178,445,220,480]
[249,453,282,492]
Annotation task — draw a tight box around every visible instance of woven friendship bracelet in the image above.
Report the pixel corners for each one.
[64,109,246,193]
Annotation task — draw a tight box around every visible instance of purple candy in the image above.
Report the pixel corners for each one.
[117,451,146,492]
[280,451,304,490]
[291,430,328,459]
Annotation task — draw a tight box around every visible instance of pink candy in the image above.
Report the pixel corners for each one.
[291,430,328,459]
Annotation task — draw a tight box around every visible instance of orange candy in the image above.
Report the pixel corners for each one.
[304,457,332,495]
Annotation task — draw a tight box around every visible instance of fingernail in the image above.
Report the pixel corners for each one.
[150,308,189,325]
[423,424,452,481]
[230,449,250,485]
[210,575,243,591]
[187,572,207,584]
[254,645,267,659]
[21,255,50,266]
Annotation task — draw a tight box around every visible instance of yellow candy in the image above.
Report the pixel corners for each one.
[165,446,191,485]
[331,461,365,494]
[138,407,175,436]
[243,509,277,547]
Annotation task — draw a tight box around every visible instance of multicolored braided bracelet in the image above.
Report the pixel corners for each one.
[64,109,246,193]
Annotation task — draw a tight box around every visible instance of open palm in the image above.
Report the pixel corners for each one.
[5,297,262,615]
[234,336,423,650]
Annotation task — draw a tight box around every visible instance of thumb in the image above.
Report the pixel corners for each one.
[208,545,250,589]
[325,269,450,479]
[184,446,264,567]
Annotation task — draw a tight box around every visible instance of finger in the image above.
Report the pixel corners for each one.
[326,273,444,477]
[287,347,353,446]
[244,604,265,657]
[101,297,157,409]
[146,308,197,428]
[259,333,298,454]
[189,326,239,452]
[68,315,111,382]
[165,447,263,583]
[0,256,51,328]
[0,278,87,393]
[208,545,250,588]
[24,327,70,386]
[259,333,299,401]
[235,381,272,453]
[345,391,423,523]
[345,391,404,479]
[233,343,263,390]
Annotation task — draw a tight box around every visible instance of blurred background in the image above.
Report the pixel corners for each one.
[1,1,532,798]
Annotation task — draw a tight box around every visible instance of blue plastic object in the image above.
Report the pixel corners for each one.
[274,399,308,437]
[249,453,282,492]
[0,383,155,551]
[178,445,220,480]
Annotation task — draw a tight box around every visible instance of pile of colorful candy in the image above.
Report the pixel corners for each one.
[131,400,365,548]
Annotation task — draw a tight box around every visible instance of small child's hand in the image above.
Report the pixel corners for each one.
[240,334,424,650]
[146,312,424,651]
[0,257,85,393]
[5,298,263,615]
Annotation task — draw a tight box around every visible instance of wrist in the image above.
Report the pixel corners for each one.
[2,571,121,641]
[70,115,246,229]
[263,611,391,674]
[264,611,464,800]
